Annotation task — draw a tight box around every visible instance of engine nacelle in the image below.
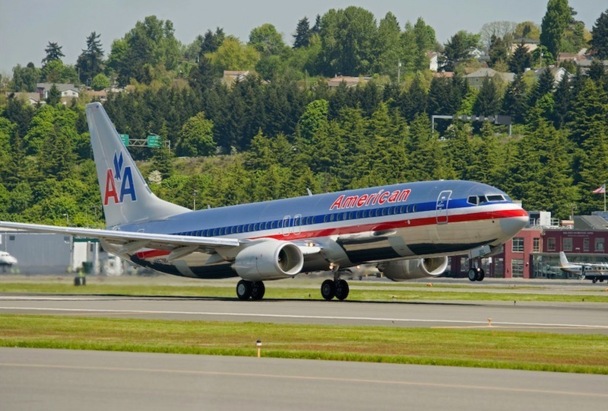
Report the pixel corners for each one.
[233,240,304,281]
[378,257,448,281]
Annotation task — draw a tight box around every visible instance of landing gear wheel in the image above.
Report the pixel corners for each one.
[468,268,477,282]
[236,279,253,300]
[335,279,350,301]
[468,268,485,281]
[321,279,336,301]
[251,281,266,300]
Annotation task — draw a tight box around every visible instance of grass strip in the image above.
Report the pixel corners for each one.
[1,314,607,374]
[1,281,608,302]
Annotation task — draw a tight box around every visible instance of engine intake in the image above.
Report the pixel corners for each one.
[233,240,304,281]
[378,256,448,281]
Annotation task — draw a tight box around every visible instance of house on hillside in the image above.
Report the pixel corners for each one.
[428,52,440,72]
[327,75,371,88]
[509,38,539,54]
[464,68,515,89]
[9,92,43,105]
[534,66,568,85]
[222,70,252,87]
[36,83,79,101]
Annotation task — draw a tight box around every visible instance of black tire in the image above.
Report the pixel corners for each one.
[468,268,477,282]
[476,268,485,282]
[236,279,253,300]
[251,281,266,300]
[321,279,335,301]
[592,278,598,284]
[335,279,350,301]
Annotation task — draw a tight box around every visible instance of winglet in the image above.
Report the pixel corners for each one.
[86,102,189,227]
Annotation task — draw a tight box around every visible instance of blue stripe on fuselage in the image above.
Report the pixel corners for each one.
[117,180,511,238]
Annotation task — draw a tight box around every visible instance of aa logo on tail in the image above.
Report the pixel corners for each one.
[104,152,137,205]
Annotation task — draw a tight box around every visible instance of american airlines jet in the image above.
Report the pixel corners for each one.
[0,103,528,300]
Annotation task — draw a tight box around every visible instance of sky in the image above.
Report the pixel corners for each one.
[0,0,606,75]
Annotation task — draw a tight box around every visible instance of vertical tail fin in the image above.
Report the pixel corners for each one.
[559,251,569,267]
[86,102,189,227]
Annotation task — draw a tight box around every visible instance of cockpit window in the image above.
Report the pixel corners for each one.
[486,194,505,202]
[468,194,506,205]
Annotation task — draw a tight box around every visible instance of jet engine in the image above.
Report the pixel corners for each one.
[233,240,304,281]
[378,256,448,281]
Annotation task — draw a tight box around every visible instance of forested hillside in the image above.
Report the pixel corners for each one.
[1,3,608,226]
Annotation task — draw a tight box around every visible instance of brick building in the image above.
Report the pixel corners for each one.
[448,212,608,279]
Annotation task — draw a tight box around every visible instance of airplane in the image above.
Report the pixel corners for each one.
[0,102,529,300]
[0,251,18,272]
[559,251,608,283]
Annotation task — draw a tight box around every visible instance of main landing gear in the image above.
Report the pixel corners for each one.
[236,279,266,300]
[320,278,350,301]
[467,266,485,282]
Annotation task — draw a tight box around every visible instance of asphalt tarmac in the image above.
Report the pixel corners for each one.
[1,348,607,411]
[1,277,607,410]
[0,292,607,334]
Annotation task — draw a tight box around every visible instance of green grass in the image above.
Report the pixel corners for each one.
[1,315,607,374]
[1,279,608,303]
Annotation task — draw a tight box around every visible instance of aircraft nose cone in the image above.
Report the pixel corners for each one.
[500,208,528,237]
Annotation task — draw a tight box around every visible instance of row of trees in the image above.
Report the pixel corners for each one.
[1,65,607,225]
[6,3,608,93]
[1,2,608,227]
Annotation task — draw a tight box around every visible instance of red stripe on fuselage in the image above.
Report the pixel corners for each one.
[134,207,526,260]
[265,207,526,241]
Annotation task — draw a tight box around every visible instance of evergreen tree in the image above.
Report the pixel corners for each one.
[540,0,572,59]
[293,17,311,48]
[41,42,64,66]
[401,75,428,122]
[567,78,608,147]
[551,73,571,128]
[76,32,104,85]
[46,84,62,105]
[150,133,174,180]
[37,112,77,181]
[508,43,532,74]
[488,35,509,67]
[413,18,436,71]
[200,28,225,55]
[587,60,606,83]
[440,31,480,72]
[528,68,555,108]
[375,12,402,79]
[473,77,501,116]
[501,74,528,123]
[590,9,608,59]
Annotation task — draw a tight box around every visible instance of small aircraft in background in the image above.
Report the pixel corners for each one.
[559,251,608,283]
[0,251,18,272]
[0,103,528,300]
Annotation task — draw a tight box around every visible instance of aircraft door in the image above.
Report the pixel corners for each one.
[436,190,452,224]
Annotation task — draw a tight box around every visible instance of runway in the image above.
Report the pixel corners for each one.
[1,348,607,411]
[1,281,608,410]
[0,294,607,334]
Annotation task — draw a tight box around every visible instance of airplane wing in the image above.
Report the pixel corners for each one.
[0,221,322,261]
[0,221,240,257]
